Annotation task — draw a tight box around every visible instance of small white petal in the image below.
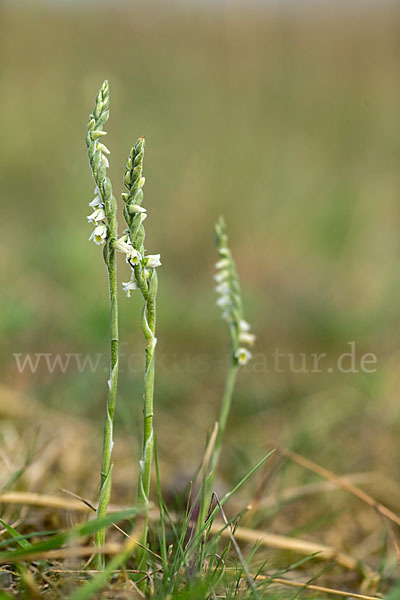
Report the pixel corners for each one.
[239,319,251,332]
[89,194,103,209]
[127,248,142,265]
[89,224,107,245]
[215,282,230,295]
[215,258,230,269]
[217,295,231,308]
[239,331,256,346]
[122,279,138,298]
[114,239,142,264]
[101,155,109,168]
[214,270,230,284]
[235,347,252,365]
[144,254,161,268]
[87,208,106,224]
[221,310,233,323]
[114,238,133,255]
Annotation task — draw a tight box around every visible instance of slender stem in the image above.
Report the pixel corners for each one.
[135,295,156,575]
[94,227,119,570]
[210,358,239,479]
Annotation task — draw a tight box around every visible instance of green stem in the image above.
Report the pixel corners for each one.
[135,295,156,576]
[210,359,239,478]
[95,231,119,570]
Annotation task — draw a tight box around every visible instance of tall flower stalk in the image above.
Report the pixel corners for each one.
[119,137,160,574]
[198,217,256,530]
[85,80,119,569]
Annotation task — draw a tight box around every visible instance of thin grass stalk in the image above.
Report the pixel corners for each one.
[85,80,119,569]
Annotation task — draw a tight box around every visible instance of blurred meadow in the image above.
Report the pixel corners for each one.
[1,0,400,593]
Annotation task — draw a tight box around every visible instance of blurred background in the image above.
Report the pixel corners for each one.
[1,0,400,551]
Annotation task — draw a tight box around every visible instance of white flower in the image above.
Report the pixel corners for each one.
[89,194,103,209]
[128,248,142,265]
[216,295,231,308]
[101,154,109,168]
[239,331,256,346]
[221,310,233,323]
[215,258,230,269]
[215,282,230,295]
[114,239,142,264]
[144,254,161,268]
[87,207,106,224]
[239,319,251,332]
[89,224,107,245]
[122,278,138,298]
[114,238,133,255]
[214,270,230,284]
[235,347,252,365]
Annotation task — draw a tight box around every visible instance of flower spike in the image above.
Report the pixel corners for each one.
[214,217,256,365]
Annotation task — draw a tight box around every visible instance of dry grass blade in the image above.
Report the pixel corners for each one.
[0,542,124,563]
[196,421,219,486]
[0,492,123,513]
[59,488,97,512]
[211,522,364,572]
[256,473,379,510]
[277,446,400,528]
[256,574,382,600]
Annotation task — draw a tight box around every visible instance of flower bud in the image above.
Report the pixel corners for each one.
[90,129,107,140]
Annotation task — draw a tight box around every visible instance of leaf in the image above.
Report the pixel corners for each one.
[0,518,32,550]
